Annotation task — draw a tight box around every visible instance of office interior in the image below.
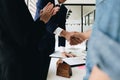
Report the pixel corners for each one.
[25,0,95,48]
[25,0,95,80]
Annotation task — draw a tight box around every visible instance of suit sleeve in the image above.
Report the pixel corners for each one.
[46,5,67,34]
[0,0,46,48]
[35,0,58,34]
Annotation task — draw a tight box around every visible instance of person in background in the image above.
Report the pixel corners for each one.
[34,0,76,59]
[0,1,57,80]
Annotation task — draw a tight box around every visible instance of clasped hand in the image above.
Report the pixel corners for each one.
[39,2,60,23]
[65,31,86,45]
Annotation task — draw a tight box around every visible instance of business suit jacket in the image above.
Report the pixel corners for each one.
[0,0,49,80]
[34,0,68,51]
[34,1,67,79]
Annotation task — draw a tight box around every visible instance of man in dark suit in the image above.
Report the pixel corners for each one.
[34,0,75,58]
[34,0,76,79]
[0,0,56,80]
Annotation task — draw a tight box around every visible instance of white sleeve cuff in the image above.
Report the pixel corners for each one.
[53,27,63,36]
[59,46,65,52]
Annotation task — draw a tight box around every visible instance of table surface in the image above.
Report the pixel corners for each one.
[47,58,86,80]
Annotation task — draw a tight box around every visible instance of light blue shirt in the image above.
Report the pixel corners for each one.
[84,0,120,80]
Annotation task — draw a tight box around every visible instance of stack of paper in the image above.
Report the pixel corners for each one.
[62,57,86,67]
[49,50,86,67]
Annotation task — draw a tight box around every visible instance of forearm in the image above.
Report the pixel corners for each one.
[60,30,69,38]
[83,29,92,39]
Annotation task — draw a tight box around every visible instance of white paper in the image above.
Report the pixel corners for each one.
[62,57,86,66]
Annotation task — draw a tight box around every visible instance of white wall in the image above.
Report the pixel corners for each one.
[65,5,95,32]
[66,6,81,20]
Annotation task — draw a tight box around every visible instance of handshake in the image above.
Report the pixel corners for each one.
[60,30,87,45]
[39,2,88,46]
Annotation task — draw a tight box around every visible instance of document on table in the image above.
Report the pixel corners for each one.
[49,51,63,58]
[49,50,86,58]
[49,51,86,67]
[62,57,86,67]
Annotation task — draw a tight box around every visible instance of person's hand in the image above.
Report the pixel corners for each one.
[52,6,60,16]
[60,30,75,41]
[70,32,86,45]
[62,52,76,58]
[40,2,54,23]
[64,31,75,41]
[60,30,85,45]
